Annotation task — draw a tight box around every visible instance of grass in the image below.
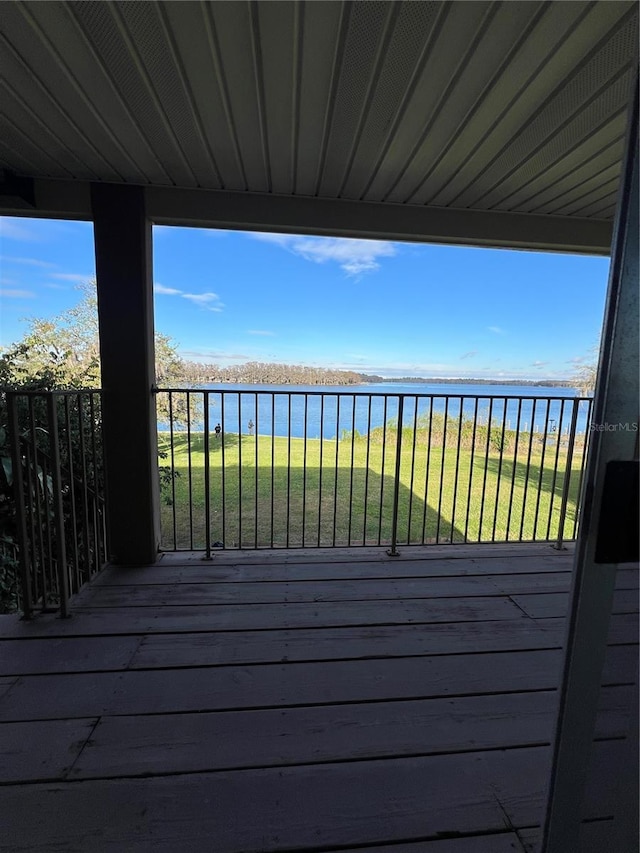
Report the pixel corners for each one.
[158,424,587,551]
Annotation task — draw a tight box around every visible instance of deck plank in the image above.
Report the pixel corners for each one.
[0,595,528,638]
[75,573,574,608]
[130,619,561,669]
[1,647,635,722]
[0,748,550,853]
[0,718,97,782]
[511,587,638,619]
[92,553,574,585]
[0,649,565,721]
[0,636,142,676]
[0,613,635,676]
[66,686,631,782]
[330,837,526,853]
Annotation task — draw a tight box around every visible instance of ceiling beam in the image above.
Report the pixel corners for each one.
[0,178,612,254]
[148,186,612,255]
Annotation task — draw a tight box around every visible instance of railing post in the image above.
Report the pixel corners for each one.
[46,393,70,617]
[387,395,404,557]
[554,398,580,550]
[7,393,33,618]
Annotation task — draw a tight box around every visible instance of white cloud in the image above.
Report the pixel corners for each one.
[247,329,275,336]
[0,218,40,241]
[182,292,223,311]
[460,350,478,360]
[154,283,182,295]
[2,256,56,268]
[0,287,36,298]
[51,273,93,283]
[154,282,224,311]
[487,325,506,335]
[531,360,549,368]
[250,232,397,276]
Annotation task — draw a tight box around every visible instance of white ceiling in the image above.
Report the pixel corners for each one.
[0,1,637,246]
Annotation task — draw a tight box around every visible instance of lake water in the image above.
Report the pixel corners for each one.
[159,381,591,439]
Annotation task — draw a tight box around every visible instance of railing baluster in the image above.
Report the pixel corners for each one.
[362,395,373,545]
[332,395,340,547]
[463,398,479,543]
[387,395,404,556]
[7,393,33,618]
[318,395,324,546]
[555,398,580,549]
[519,398,538,542]
[532,399,552,540]
[238,393,243,548]
[435,396,449,544]
[302,394,308,547]
[545,398,567,540]
[406,396,419,545]
[24,443,40,605]
[347,395,357,546]
[421,397,434,545]
[27,396,47,603]
[204,391,211,558]
[286,394,292,548]
[491,398,509,542]
[168,392,177,550]
[505,398,523,541]
[378,396,389,546]
[63,396,80,594]
[254,392,259,549]
[220,392,226,549]
[76,394,92,580]
[449,397,464,544]
[478,397,494,542]
[46,394,69,617]
[88,393,102,573]
[186,392,194,550]
[572,399,593,539]
[270,393,275,548]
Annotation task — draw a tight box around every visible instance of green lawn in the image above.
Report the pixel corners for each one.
[158,427,586,551]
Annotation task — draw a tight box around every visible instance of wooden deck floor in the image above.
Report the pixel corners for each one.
[0,545,637,853]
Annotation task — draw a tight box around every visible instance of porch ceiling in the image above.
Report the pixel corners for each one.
[0,1,638,251]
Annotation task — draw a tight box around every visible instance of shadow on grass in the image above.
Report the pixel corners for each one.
[160,462,466,551]
[158,433,578,551]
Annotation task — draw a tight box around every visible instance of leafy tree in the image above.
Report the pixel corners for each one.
[0,281,184,610]
[0,280,183,391]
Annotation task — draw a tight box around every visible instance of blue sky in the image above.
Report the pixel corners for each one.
[1,215,608,381]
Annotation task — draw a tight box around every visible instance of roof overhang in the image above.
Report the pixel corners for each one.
[0,1,637,254]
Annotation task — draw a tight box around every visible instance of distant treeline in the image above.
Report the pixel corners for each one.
[172,361,574,387]
[176,360,384,385]
[382,376,574,387]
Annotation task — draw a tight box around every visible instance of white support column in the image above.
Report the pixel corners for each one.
[91,184,160,565]
[542,97,639,851]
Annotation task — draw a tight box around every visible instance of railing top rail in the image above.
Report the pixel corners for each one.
[156,387,594,403]
[3,388,102,397]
